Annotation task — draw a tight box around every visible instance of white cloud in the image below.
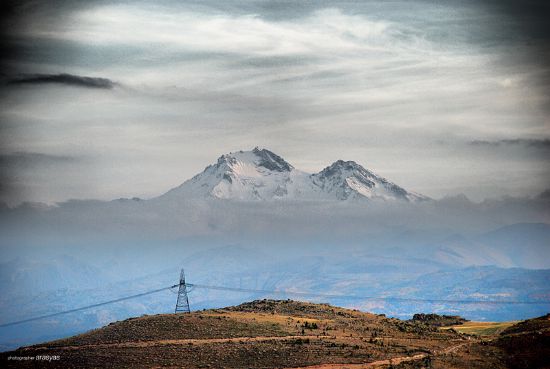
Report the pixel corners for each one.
[31,7,391,55]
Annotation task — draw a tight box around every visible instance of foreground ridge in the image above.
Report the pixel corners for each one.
[3,300,548,368]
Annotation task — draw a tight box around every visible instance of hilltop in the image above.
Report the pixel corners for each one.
[3,300,548,368]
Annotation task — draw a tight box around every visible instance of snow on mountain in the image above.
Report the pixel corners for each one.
[311,160,429,202]
[160,147,313,201]
[159,147,428,202]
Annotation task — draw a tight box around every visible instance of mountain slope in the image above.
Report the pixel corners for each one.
[312,160,428,201]
[160,148,313,201]
[158,147,428,202]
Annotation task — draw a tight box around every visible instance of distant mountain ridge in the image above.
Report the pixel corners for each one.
[160,147,429,202]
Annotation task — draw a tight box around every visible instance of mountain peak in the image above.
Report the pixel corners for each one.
[161,148,301,200]
[323,159,366,172]
[315,159,378,185]
[214,148,293,173]
[159,149,428,202]
[251,147,294,172]
[311,159,427,201]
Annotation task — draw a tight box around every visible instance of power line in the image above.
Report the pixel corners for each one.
[187,283,550,306]
[1,282,549,328]
[0,284,178,328]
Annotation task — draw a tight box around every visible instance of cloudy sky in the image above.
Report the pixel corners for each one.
[0,0,549,205]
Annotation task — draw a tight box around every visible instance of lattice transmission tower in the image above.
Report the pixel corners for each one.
[174,269,191,313]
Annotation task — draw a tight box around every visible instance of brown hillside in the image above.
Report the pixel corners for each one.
[495,313,550,369]
[2,300,546,369]
[400,313,550,369]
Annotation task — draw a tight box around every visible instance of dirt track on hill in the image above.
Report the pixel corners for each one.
[286,341,473,369]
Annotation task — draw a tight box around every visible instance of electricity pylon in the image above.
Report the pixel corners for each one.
[174,269,191,313]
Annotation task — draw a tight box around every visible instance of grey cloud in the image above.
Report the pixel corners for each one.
[0,151,77,169]
[470,139,550,149]
[233,55,319,69]
[7,73,115,89]
[0,152,82,206]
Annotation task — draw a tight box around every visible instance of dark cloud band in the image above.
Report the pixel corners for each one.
[470,139,550,149]
[7,73,115,89]
[0,152,77,169]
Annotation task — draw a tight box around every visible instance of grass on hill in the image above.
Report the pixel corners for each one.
[442,321,519,336]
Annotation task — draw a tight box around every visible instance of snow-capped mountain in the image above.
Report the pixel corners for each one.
[159,147,429,202]
[312,160,428,201]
